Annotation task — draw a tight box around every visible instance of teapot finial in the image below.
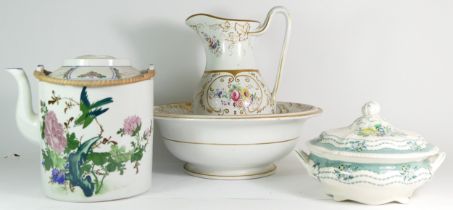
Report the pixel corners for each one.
[362,101,380,116]
[36,64,52,75]
[36,65,45,71]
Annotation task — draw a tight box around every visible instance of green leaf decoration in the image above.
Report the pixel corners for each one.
[110,145,130,163]
[105,162,117,172]
[107,145,130,175]
[40,103,48,140]
[50,151,66,169]
[64,133,80,153]
[41,149,52,171]
[40,100,48,114]
[42,148,66,170]
[132,124,141,137]
[116,128,124,136]
[80,163,92,175]
[40,122,45,140]
[87,152,111,166]
[130,150,143,162]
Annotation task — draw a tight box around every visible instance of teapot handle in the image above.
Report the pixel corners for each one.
[249,6,292,103]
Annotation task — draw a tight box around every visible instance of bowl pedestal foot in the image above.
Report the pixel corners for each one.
[183,163,277,180]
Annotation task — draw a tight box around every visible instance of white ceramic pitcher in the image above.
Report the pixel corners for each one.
[187,6,292,115]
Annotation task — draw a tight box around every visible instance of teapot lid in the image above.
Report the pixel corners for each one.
[34,55,155,87]
[308,101,438,162]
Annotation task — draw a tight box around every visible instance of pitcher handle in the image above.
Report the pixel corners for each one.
[249,6,292,103]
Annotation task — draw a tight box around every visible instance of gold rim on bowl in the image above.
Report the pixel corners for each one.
[154,102,322,120]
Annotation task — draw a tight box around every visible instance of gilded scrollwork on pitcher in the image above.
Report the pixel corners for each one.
[188,20,252,57]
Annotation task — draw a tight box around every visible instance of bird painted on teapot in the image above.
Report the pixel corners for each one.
[187,6,292,115]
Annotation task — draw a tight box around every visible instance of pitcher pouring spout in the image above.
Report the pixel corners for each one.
[186,13,261,70]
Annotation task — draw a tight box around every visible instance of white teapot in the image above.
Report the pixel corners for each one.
[6,55,155,202]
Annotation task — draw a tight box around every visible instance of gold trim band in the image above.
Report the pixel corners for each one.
[154,102,323,120]
[204,69,260,76]
[186,13,260,23]
[183,163,276,178]
[163,137,297,146]
[33,70,155,87]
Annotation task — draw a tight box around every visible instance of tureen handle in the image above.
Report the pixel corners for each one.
[294,149,315,177]
[429,152,446,174]
[249,6,292,104]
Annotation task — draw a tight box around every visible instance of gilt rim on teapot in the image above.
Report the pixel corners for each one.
[33,55,156,87]
[34,70,155,87]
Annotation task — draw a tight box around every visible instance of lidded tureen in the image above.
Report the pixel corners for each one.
[295,101,445,205]
[6,55,155,202]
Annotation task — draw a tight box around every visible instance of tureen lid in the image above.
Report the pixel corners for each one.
[308,101,438,162]
[33,55,155,87]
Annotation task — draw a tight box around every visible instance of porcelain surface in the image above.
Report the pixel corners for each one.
[295,101,446,205]
[154,102,321,179]
[6,55,155,202]
[187,6,292,115]
[49,55,145,81]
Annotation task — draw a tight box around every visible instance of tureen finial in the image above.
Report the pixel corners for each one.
[362,101,380,116]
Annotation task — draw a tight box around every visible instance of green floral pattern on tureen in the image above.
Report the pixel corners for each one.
[306,154,432,186]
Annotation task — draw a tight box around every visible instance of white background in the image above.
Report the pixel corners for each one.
[0,0,452,209]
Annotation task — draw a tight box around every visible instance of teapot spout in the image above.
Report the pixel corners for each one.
[5,68,40,144]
